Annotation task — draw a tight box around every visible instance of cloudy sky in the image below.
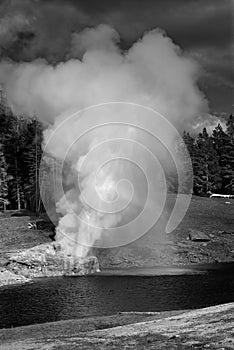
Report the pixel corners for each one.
[0,0,233,116]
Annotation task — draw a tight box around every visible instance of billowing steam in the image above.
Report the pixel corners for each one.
[0,25,208,257]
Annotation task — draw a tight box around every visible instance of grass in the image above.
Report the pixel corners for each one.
[0,199,233,349]
[0,304,233,349]
[0,311,185,342]
[97,194,234,266]
[0,194,233,266]
[0,210,51,254]
[172,194,233,235]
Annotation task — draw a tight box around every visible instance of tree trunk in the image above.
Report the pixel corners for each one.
[15,118,21,210]
[16,182,21,210]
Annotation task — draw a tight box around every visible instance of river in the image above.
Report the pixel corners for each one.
[0,263,233,328]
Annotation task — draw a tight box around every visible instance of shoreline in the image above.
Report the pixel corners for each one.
[1,260,234,288]
[98,261,234,275]
[0,196,233,288]
[0,303,233,349]
[0,269,31,288]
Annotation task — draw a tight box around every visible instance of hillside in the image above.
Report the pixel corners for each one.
[97,194,234,267]
[0,195,233,286]
[0,303,233,349]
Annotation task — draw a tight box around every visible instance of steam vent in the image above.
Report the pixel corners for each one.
[7,243,100,278]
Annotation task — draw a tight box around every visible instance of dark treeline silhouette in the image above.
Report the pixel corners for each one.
[0,95,233,211]
[183,115,234,196]
[0,99,43,212]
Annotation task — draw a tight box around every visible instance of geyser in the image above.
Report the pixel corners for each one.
[0,24,208,261]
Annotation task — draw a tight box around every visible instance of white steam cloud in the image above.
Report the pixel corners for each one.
[0,25,207,124]
[0,25,208,257]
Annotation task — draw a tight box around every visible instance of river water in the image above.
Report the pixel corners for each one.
[0,263,233,328]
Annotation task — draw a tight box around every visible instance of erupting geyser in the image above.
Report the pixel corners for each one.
[0,24,209,264]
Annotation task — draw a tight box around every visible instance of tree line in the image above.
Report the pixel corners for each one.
[0,97,43,211]
[0,95,233,211]
[182,115,234,196]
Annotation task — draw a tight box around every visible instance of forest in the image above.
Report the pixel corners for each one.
[0,93,233,212]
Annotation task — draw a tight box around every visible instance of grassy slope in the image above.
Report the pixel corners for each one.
[0,195,233,267]
[0,201,233,348]
[172,194,233,234]
[0,303,233,349]
[0,211,51,255]
[97,194,234,267]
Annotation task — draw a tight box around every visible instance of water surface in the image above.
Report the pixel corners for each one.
[0,263,233,328]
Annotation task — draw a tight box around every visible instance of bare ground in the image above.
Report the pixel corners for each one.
[0,194,233,286]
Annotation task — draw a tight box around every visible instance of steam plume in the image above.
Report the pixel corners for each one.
[0,25,208,257]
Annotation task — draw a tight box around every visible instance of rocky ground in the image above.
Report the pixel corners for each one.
[0,195,233,286]
[0,303,233,349]
[0,243,100,287]
[97,227,234,268]
[0,211,100,286]
[0,269,30,287]
[0,197,233,349]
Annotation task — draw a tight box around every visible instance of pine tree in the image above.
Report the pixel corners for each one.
[2,112,29,209]
[0,144,8,210]
[226,114,234,143]
[22,119,43,213]
[179,131,195,193]
[213,123,234,194]
[192,128,221,195]
[224,115,234,192]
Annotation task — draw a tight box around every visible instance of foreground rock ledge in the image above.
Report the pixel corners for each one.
[0,269,30,287]
[0,303,233,349]
[4,243,100,281]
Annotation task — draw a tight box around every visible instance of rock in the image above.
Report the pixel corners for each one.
[0,256,9,267]
[169,334,180,339]
[188,229,210,242]
[0,269,30,287]
[8,243,100,278]
[182,340,203,346]
[218,230,234,235]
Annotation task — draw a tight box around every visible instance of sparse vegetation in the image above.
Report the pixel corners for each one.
[0,195,233,279]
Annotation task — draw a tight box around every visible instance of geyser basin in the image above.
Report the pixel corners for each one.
[7,243,100,278]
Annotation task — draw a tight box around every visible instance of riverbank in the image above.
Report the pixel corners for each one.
[0,303,233,349]
[0,269,31,287]
[0,195,233,287]
[97,195,234,268]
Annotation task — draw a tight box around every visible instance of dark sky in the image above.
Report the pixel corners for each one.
[0,0,233,115]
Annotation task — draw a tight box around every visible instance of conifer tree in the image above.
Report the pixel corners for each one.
[226,114,234,143]
[192,128,221,195]
[0,143,8,210]
[22,119,43,212]
[213,123,234,194]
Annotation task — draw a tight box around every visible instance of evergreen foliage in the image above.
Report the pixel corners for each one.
[0,95,233,212]
[0,143,8,209]
[183,115,234,195]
